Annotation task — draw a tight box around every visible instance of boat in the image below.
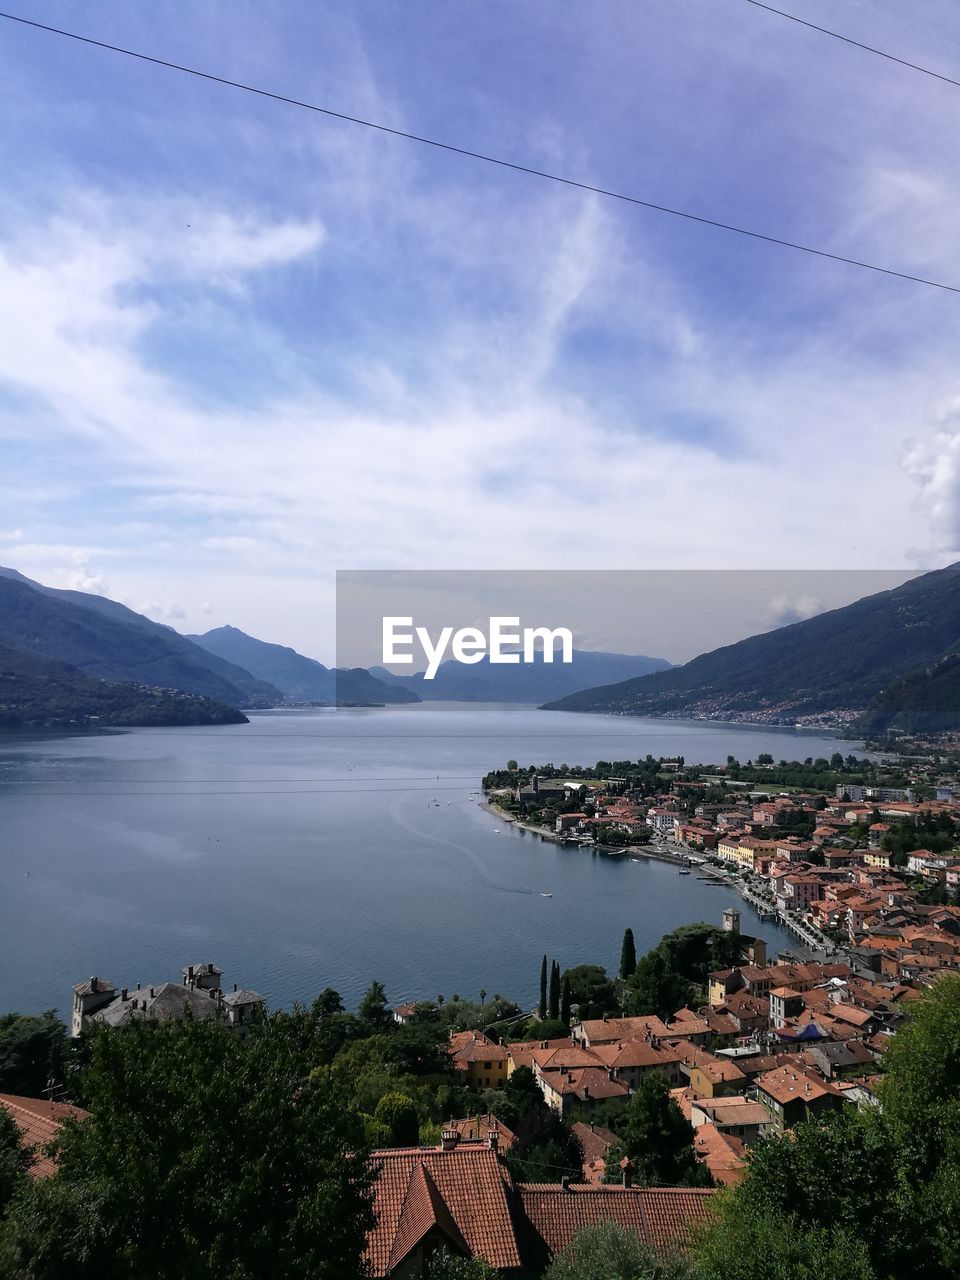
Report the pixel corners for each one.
[540,892,552,898]
[678,868,691,876]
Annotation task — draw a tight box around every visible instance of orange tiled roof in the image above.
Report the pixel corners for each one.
[0,1094,89,1178]
[517,1185,715,1264]
[367,1144,521,1276]
[693,1123,746,1186]
[449,1031,509,1065]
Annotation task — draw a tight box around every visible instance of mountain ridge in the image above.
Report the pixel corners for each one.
[541,564,960,731]
[190,626,420,705]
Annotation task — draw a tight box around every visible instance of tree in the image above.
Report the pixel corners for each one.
[560,976,571,1028]
[546,1222,683,1280]
[522,1019,568,1042]
[606,1072,708,1188]
[692,1203,875,1280]
[0,1104,32,1215]
[626,950,692,1020]
[562,965,617,1020]
[539,956,548,1021]
[505,1094,582,1184]
[358,980,393,1032]
[424,1247,497,1278]
[620,929,637,980]
[374,1091,420,1146]
[0,1013,374,1279]
[0,1012,67,1097]
[879,974,960,1273]
[548,961,560,1023]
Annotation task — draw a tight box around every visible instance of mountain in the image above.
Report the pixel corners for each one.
[542,565,960,729]
[0,642,247,729]
[0,570,281,708]
[190,626,420,705]
[858,652,960,734]
[369,649,672,704]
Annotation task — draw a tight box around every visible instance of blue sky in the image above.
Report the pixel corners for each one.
[2,1,960,660]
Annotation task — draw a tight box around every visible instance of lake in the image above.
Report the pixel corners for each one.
[0,703,861,1020]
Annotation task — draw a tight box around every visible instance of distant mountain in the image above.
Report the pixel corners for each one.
[542,565,960,730]
[369,649,672,704]
[190,626,420,705]
[0,642,247,729]
[858,652,960,734]
[0,569,280,708]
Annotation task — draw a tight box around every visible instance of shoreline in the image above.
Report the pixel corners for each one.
[481,794,827,959]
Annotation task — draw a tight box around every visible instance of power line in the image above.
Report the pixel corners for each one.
[741,0,960,91]
[1,8,958,295]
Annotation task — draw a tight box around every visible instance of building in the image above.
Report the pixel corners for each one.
[449,1031,509,1090]
[754,1065,839,1132]
[0,1095,90,1177]
[365,1133,715,1277]
[71,964,263,1038]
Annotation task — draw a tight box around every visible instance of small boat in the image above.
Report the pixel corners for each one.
[678,869,691,876]
[540,892,552,898]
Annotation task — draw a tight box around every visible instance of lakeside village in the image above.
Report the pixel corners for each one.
[2,750,960,1274]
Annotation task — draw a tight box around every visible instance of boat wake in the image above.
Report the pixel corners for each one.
[388,795,544,897]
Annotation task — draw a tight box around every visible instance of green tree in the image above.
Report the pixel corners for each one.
[424,1247,497,1278]
[626,950,692,1020]
[546,1221,683,1280]
[560,976,571,1028]
[539,956,548,1021]
[606,1072,708,1188]
[0,1013,373,1279]
[563,965,618,1020]
[0,1104,32,1215]
[374,1091,420,1146]
[0,1012,67,1097]
[358,980,393,1033]
[506,1099,582,1184]
[548,961,560,1023]
[620,928,637,980]
[521,1019,568,1042]
[880,974,960,1273]
[692,1203,875,1280]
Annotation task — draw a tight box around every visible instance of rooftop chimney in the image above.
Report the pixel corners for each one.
[561,1176,572,1192]
[440,1130,459,1153]
[487,1131,499,1153]
[621,1157,635,1189]
[121,988,128,1002]
[233,982,238,992]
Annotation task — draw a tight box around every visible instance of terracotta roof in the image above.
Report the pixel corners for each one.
[449,1031,509,1065]
[570,1122,617,1168]
[367,1144,521,1276]
[755,1065,833,1106]
[693,1123,746,1186]
[591,1041,679,1071]
[0,1094,90,1178]
[575,1016,669,1044]
[448,1115,517,1151]
[691,1097,771,1128]
[540,1067,630,1103]
[387,1162,471,1272]
[517,1185,715,1268]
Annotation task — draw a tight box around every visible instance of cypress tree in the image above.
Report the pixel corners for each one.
[548,960,560,1022]
[539,955,548,1020]
[560,974,571,1027]
[620,927,637,980]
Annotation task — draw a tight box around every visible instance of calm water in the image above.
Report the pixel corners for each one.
[0,704,860,1020]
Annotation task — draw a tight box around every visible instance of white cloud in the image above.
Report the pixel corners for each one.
[763,594,825,629]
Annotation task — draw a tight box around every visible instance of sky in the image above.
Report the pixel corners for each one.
[2,1,960,663]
